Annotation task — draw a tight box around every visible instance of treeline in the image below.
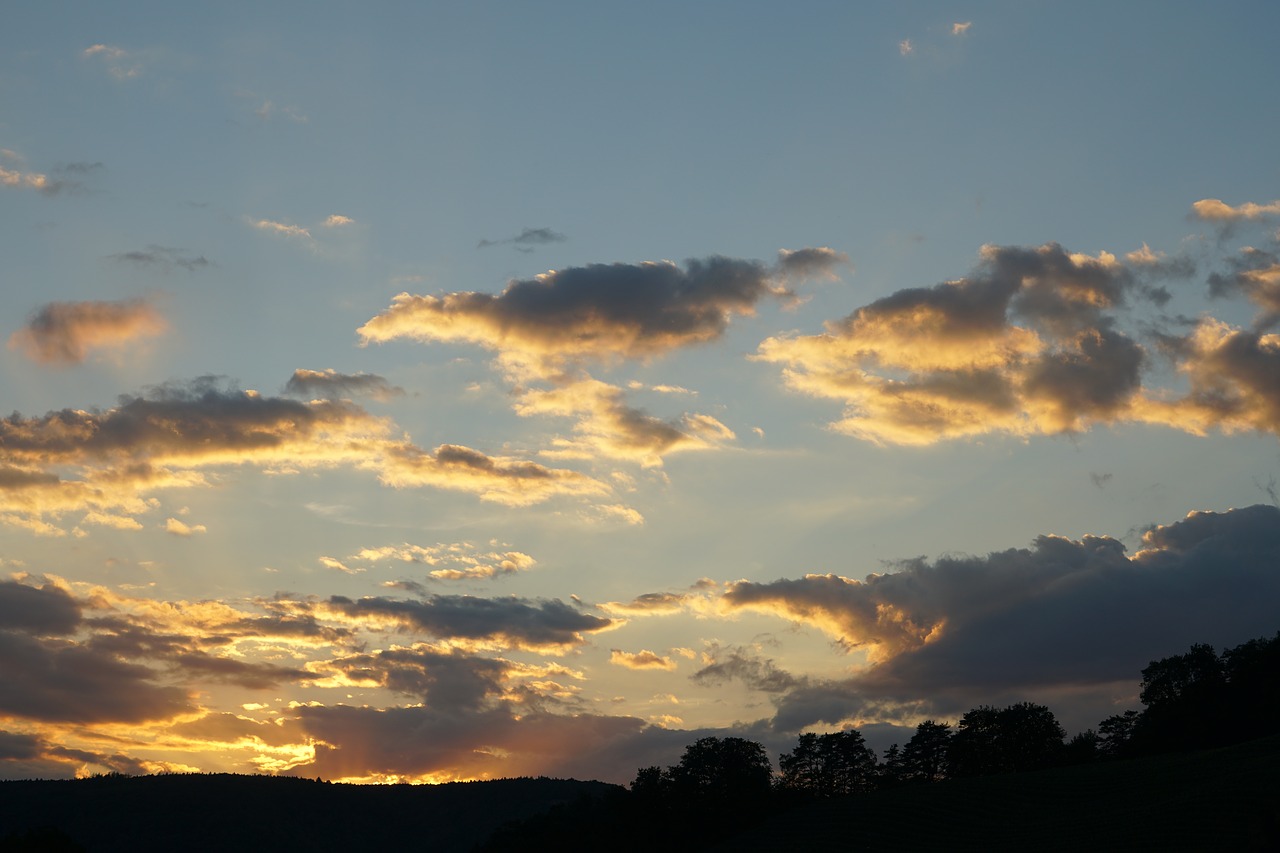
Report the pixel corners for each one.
[482,630,1279,850]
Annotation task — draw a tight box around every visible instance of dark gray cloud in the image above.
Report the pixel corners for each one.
[477,226,568,250]
[0,631,192,724]
[776,247,850,279]
[0,377,365,463]
[321,647,512,711]
[0,580,81,635]
[108,245,212,272]
[166,651,311,690]
[725,505,1280,731]
[284,369,404,402]
[1021,328,1145,425]
[691,644,801,694]
[1208,247,1280,329]
[323,594,612,651]
[359,249,844,362]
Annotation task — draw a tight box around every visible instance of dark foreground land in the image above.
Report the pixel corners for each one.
[0,774,619,852]
[705,734,1280,852]
[2,736,1278,852]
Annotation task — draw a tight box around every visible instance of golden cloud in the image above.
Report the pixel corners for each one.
[9,298,166,365]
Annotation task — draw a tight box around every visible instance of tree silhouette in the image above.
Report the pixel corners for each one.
[899,720,951,782]
[1135,643,1226,751]
[778,730,878,796]
[949,702,1064,777]
[1097,710,1141,758]
[668,736,772,805]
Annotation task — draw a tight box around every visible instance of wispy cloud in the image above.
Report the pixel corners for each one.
[109,245,212,272]
[477,227,567,251]
[284,369,404,402]
[952,22,972,36]
[249,218,312,240]
[8,298,166,366]
[82,44,142,79]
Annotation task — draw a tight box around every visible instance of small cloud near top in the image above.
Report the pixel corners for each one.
[477,227,568,251]
[952,22,972,35]
[323,215,355,227]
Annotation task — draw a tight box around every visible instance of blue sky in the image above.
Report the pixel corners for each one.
[1,2,1279,784]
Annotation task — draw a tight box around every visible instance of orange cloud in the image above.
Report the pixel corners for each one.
[758,243,1172,445]
[1192,198,1280,221]
[0,380,611,533]
[8,298,166,365]
[609,649,677,671]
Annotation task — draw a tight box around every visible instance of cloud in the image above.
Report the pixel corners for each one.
[1207,247,1280,329]
[477,227,568,250]
[0,580,81,635]
[899,39,914,56]
[8,298,167,365]
[0,165,55,194]
[0,378,608,533]
[599,590,695,616]
[776,247,850,281]
[514,377,734,466]
[360,249,841,465]
[1143,319,1280,435]
[164,517,206,537]
[723,505,1280,729]
[319,593,613,653]
[610,649,677,671]
[291,704,651,783]
[0,150,91,197]
[314,645,528,711]
[109,245,212,272]
[756,240,1280,444]
[349,542,537,581]
[379,443,609,506]
[1192,198,1280,222]
[323,215,355,227]
[952,22,972,35]
[690,643,800,693]
[0,630,193,724]
[284,369,405,402]
[82,44,141,79]
[359,249,840,367]
[250,218,312,240]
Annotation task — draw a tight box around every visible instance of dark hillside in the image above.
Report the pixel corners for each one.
[0,774,619,852]
[711,734,1280,852]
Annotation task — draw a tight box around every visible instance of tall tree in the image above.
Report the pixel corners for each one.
[778,730,878,796]
[669,736,772,805]
[949,703,1064,777]
[1136,643,1226,751]
[899,720,951,782]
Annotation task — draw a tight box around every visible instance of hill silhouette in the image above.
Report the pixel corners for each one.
[0,774,618,852]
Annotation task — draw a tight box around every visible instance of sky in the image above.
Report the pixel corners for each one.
[1,1,1279,785]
